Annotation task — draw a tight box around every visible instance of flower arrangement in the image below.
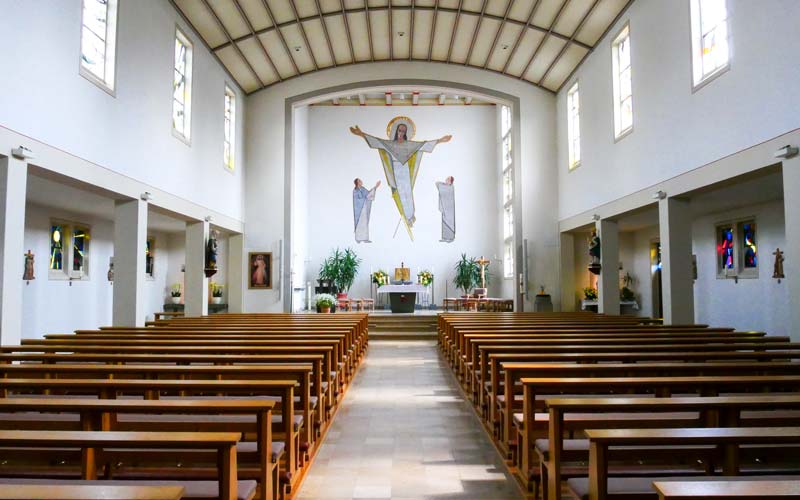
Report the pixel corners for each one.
[371,270,389,287]
[211,283,224,298]
[583,286,598,300]
[417,270,434,286]
[170,284,182,298]
[315,293,336,311]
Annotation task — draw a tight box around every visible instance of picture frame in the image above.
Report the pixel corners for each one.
[248,252,272,289]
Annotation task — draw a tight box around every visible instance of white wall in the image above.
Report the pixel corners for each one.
[245,62,557,311]
[302,104,500,304]
[692,200,788,335]
[557,0,800,220]
[0,0,245,220]
[291,106,310,311]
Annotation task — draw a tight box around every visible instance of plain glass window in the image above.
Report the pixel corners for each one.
[173,27,193,143]
[611,24,633,139]
[690,0,730,87]
[567,82,581,170]
[224,86,236,171]
[79,0,118,92]
[500,105,514,279]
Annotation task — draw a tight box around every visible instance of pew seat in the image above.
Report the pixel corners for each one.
[0,478,255,500]
[569,475,800,500]
[653,479,800,499]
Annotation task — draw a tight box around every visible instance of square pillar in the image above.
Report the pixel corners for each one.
[227,233,244,313]
[783,156,800,341]
[658,197,695,325]
[112,199,148,327]
[185,220,209,317]
[559,232,576,311]
[596,219,620,315]
[0,156,28,344]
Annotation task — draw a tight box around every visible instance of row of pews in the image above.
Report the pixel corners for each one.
[437,311,800,500]
[0,312,369,500]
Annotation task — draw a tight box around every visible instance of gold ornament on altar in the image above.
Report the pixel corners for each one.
[394,262,411,282]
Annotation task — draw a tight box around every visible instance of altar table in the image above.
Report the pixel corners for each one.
[377,284,428,313]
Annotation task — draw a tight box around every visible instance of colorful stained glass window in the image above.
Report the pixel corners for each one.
[173,28,193,141]
[50,225,64,271]
[72,228,88,273]
[741,222,757,269]
[612,24,633,138]
[80,0,117,90]
[717,226,734,271]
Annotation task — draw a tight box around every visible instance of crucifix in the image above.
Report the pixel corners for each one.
[773,248,785,283]
[476,256,490,289]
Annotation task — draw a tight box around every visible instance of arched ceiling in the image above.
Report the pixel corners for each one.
[171,0,633,95]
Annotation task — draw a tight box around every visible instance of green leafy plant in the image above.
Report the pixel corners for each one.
[170,283,182,298]
[453,254,481,296]
[620,287,636,301]
[583,286,598,300]
[320,247,362,294]
[318,257,337,286]
[372,270,388,287]
[211,283,224,298]
[315,293,336,308]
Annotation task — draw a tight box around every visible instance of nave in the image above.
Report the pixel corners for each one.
[296,340,523,500]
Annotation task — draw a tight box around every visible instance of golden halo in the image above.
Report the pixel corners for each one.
[386,116,416,140]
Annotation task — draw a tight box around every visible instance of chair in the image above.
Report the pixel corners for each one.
[362,298,374,311]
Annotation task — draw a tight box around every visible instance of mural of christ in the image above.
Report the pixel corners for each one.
[350,116,451,240]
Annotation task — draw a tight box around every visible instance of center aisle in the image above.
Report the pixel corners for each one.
[296,340,523,500]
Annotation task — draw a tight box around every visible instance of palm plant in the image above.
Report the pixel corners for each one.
[335,247,361,294]
[453,254,480,296]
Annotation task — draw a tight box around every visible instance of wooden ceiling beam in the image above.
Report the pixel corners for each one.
[231,0,282,83]
[288,0,319,71]
[365,1,375,62]
[258,0,301,75]
[427,0,439,62]
[502,0,541,75]
[200,0,265,88]
[463,0,488,66]
[519,0,571,81]
[388,0,394,59]
[483,0,514,69]
[445,0,463,64]
[340,0,356,63]
[538,0,600,87]
[409,1,415,60]
[314,0,337,66]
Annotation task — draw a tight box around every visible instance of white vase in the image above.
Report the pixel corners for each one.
[211,297,222,304]
[170,296,181,304]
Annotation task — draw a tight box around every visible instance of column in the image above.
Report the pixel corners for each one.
[559,232,576,311]
[112,199,148,326]
[783,156,800,341]
[0,156,28,344]
[227,233,245,313]
[596,219,620,315]
[184,220,209,317]
[658,197,695,324]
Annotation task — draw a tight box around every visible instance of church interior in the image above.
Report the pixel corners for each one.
[1,0,800,499]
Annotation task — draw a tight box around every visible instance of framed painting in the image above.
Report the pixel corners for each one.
[248,252,272,289]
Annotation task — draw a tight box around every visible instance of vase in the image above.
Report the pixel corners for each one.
[211,297,222,304]
[171,297,181,304]
[320,306,331,314]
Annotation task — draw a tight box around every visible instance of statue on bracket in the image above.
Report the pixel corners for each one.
[588,229,601,275]
[773,248,785,283]
[205,229,218,278]
[23,250,35,282]
[436,176,456,242]
[350,116,452,241]
[353,178,381,243]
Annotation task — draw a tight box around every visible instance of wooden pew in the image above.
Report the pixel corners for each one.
[0,483,185,500]
[653,479,800,499]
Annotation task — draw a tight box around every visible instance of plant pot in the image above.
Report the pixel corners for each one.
[320,306,331,314]
[336,292,348,300]
[170,297,181,304]
[211,297,222,304]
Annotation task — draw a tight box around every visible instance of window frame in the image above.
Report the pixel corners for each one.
[689,0,731,92]
[78,0,119,96]
[611,22,633,141]
[566,81,581,171]
[715,217,758,279]
[172,26,194,145]
[49,220,91,281]
[223,85,236,172]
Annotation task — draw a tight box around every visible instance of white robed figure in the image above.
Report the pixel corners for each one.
[436,176,456,242]
[350,117,451,240]
[353,178,380,243]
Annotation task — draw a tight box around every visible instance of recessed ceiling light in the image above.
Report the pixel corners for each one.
[501,44,509,50]
[294,46,301,52]
[398,31,405,37]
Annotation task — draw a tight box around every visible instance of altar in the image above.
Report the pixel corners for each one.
[377,284,429,313]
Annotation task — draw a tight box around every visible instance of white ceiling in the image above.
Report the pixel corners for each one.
[171,0,633,94]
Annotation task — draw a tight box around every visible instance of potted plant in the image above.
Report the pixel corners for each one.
[371,269,388,287]
[170,283,182,304]
[453,254,480,296]
[417,270,434,287]
[583,286,598,300]
[318,257,337,290]
[323,247,361,299]
[315,293,336,314]
[210,283,224,304]
[620,272,636,302]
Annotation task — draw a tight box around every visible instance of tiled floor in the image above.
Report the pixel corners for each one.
[295,340,523,500]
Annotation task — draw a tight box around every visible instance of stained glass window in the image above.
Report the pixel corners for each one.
[50,225,64,271]
[72,228,88,273]
[717,225,734,272]
[612,24,633,138]
[567,82,581,170]
[741,221,757,269]
[173,28,193,142]
[80,0,118,91]
[224,86,236,170]
[690,0,729,86]
[145,237,155,278]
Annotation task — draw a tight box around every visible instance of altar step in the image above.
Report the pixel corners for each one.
[368,314,438,339]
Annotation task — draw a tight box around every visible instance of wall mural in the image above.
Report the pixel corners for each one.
[436,176,455,242]
[352,178,381,243]
[350,116,452,241]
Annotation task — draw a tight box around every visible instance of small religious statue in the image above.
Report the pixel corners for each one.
[23,250,35,281]
[436,176,456,242]
[773,248,785,282]
[107,257,114,282]
[353,178,380,243]
[476,256,490,291]
[588,230,602,275]
[205,230,218,277]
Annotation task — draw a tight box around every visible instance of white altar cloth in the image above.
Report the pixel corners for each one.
[377,284,428,294]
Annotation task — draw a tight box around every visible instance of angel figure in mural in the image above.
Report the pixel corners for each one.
[353,178,381,243]
[350,116,452,240]
[436,176,456,242]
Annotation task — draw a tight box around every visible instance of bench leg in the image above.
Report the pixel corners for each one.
[218,443,238,500]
